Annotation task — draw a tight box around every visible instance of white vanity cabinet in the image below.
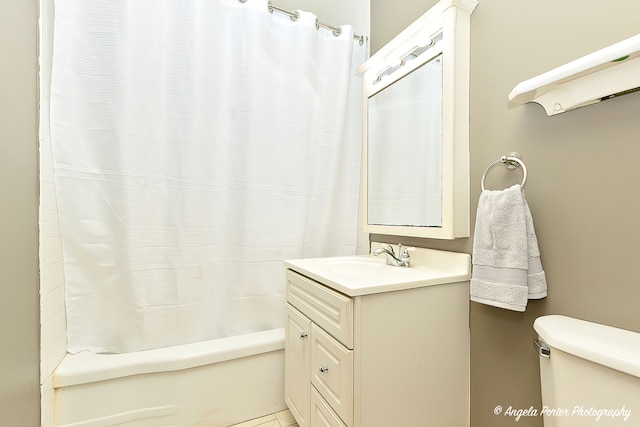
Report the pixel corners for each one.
[285,270,354,427]
[284,250,471,427]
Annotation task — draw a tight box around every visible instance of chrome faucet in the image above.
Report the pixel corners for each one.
[372,244,414,267]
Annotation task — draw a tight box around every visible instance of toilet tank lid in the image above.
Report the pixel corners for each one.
[534,315,640,378]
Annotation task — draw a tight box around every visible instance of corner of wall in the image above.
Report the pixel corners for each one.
[39,0,67,425]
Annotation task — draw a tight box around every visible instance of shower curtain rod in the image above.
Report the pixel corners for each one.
[239,0,367,45]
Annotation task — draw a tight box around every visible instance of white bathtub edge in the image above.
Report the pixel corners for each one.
[53,328,285,388]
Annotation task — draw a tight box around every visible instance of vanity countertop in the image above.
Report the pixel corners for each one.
[285,246,471,297]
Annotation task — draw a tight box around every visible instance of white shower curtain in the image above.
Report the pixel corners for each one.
[49,0,365,353]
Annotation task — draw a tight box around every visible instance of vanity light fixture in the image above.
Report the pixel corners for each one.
[372,33,441,86]
[508,33,640,115]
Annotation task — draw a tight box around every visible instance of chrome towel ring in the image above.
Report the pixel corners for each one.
[481,152,527,191]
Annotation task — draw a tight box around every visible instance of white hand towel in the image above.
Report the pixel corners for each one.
[470,184,547,311]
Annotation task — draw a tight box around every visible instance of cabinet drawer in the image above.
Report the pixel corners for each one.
[311,323,353,426]
[310,386,347,427]
[286,270,353,349]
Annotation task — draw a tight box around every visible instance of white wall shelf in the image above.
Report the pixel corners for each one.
[508,34,640,116]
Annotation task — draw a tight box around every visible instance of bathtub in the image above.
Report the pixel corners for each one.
[53,328,286,427]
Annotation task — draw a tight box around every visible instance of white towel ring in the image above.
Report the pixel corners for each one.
[481,152,527,191]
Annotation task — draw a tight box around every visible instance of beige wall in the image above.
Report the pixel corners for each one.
[0,0,41,426]
[371,1,640,426]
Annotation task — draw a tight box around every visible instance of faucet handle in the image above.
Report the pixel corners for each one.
[400,246,415,261]
[399,247,415,267]
[385,244,396,256]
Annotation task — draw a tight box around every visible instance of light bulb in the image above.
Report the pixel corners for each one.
[415,30,433,48]
[388,56,402,67]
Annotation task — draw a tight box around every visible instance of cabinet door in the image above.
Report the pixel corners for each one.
[285,303,311,427]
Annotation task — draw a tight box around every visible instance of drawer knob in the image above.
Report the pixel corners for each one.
[319,365,329,374]
[299,332,308,340]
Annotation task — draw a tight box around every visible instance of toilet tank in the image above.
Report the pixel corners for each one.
[533,315,640,427]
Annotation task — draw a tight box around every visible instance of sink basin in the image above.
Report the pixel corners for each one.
[284,247,471,297]
[317,256,383,269]
[315,256,419,281]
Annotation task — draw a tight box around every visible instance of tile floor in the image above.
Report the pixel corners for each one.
[229,409,299,427]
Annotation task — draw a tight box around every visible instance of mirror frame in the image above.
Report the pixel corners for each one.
[357,0,477,239]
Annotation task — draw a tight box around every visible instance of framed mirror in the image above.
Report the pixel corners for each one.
[357,0,477,239]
